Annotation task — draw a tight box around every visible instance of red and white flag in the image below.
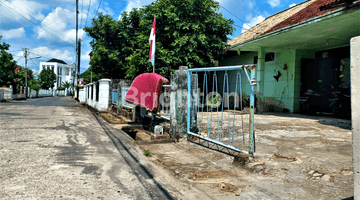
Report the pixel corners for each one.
[149,17,156,71]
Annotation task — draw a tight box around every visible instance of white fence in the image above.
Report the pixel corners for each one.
[1,86,75,102]
[83,79,111,111]
[0,89,12,101]
[79,89,85,102]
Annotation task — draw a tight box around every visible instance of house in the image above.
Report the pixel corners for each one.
[39,58,76,89]
[220,0,360,113]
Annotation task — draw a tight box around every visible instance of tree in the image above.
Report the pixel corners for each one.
[38,69,56,89]
[84,0,234,80]
[58,81,72,90]
[28,79,41,92]
[80,69,101,84]
[0,35,21,87]
[13,66,34,86]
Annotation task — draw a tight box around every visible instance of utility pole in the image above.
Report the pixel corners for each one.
[22,48,29,98]
[75,0,79,100]
[77,39,81,99]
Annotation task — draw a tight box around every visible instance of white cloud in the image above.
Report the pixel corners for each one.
[63,29,85,43]
[248,1,255,9]
[118,0,153,20]
[242,15,265,33]
[289,3,297,8]
[82,50,92,61]
[36,7,81,43]
[267,0,281,7]
[0,0,47,22]
[31,46,73,62]
[99,2,114,16]
[1,27,25,39]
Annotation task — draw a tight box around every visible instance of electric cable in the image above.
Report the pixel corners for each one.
[0,13,75,48]
[2,0,76,43]
[82,0,102,42]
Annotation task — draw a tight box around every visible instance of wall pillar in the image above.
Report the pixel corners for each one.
[98,79,111,111]
[351,36,360,200]
[170,66,197,139]
[257,47,265,112]
[89,83,93,106]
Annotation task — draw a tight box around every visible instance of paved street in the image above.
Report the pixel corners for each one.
[0,97,178,199]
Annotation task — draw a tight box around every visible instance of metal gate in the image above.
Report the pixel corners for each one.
[187,65,257,155]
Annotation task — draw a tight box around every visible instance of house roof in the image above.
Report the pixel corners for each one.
[46,58,67,65]
[227,0,359,48]
[264,0,349,34]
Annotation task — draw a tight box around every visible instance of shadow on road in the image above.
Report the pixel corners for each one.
[93,113,176,200]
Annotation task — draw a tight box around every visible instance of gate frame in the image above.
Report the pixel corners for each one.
[186,64,257,155]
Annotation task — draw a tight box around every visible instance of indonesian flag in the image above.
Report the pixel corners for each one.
[149,17,156,68]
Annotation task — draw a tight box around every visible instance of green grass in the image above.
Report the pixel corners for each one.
[144,150,151,157]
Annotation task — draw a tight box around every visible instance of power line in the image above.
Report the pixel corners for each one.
[81,0,92,41]
[219,4,260,34]
[95,0,103,19]
[219,4,253,29]
[3,0,77,44]
[82,0,102,42]
[1,15,75,48]
[29,58,40,70]
[0,2,76,46]
[80,0,85,30]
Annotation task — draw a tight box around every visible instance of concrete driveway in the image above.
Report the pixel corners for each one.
[0,97,180,199]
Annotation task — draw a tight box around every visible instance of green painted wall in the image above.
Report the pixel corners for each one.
[220,50,302,112]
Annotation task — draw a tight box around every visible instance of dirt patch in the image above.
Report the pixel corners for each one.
[190,170,238,181]
[214,182,238,193]
[99,112,126,124]
[272,154,297,162]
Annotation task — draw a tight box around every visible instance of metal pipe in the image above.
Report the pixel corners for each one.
[249,65,257,155]
[187,132,249,154]
[187,71,191,134]
[188,65,254,72]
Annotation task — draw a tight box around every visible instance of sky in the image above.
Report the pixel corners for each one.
[0,0,305,76]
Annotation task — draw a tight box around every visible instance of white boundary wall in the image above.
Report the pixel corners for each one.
[351,36,360,200]
[83,79,111,111]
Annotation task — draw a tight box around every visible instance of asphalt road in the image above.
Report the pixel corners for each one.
[0,97,178,199]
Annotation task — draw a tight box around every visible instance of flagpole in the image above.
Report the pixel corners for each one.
[153,15,155,73]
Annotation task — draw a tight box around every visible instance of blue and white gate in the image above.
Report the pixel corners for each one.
[187,65,257,155]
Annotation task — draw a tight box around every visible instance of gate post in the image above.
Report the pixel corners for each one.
[170,66,197,139]
[249,65,257,155]
[351,36,360,200]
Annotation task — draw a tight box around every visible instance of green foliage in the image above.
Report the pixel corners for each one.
[28,79,41,92]
[0,36,23,87]
[39,69,57,89]
[144,150,151,157]
[209,96,219,104]
[84,0,234,80]
[80,69,101,84]
[58,81,72,90]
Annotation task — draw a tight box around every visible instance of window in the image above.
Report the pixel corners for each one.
[65,68,70,76]
[47,65,50,69]
[42,65,45,70]
[51,66,54,72]
[88,86,90,98]
[253,53,275,64]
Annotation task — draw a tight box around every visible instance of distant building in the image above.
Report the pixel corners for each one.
[39,59,75,89]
